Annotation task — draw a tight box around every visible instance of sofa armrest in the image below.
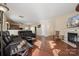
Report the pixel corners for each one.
[9,42,19,46]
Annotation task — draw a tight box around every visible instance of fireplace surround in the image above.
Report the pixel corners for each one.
[64,28,79,48]
[68,33,78,44]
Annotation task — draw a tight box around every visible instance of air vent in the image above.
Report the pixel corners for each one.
[19,16,24,18]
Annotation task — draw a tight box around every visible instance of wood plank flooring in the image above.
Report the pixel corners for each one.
[31,36,79,56]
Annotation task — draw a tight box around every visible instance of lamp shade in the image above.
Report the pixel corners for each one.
[0,4,9,12]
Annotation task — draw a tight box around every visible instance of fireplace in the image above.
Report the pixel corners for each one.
[68,33,78,44]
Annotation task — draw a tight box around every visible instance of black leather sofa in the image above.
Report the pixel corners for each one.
[0,30,36,56]
[0,31,21,55]
[18,30,36,45]
[18,30,36,38]
[0,31,33,56]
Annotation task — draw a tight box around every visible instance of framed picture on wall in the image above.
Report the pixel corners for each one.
[38,24,41,28]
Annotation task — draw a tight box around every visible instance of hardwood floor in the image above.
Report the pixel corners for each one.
[31,36,79,56]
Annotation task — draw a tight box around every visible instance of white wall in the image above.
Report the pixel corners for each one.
[54,11,79,35]
[36,23,48,36]
[37,27,42,36]
[36,11,79,37]
[37,19,54,36]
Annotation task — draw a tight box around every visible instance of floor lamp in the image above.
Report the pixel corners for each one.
[0,4,9,56]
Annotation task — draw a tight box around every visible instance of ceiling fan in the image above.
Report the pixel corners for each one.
[75,4,79,12]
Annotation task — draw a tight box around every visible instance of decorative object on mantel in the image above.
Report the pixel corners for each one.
[75,4,79,12]
[67,15,79,28]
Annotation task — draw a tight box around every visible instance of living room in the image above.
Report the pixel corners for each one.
[0,3,79,56]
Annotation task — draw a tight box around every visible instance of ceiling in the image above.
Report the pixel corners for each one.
[6,3,77,25]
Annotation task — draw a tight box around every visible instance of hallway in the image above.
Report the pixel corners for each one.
[32,36,79,56]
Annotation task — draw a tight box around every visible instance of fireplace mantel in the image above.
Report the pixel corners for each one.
[64,27,79,48]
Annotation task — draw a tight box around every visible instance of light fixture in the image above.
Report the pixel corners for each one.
[19,16,24,18]
[0,4,9,12]
[5,21,9,24]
